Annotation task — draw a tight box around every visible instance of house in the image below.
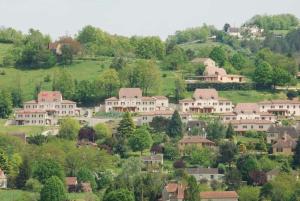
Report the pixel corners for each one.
[272,133,297,155]
[0,169,7,189]
[178,136,215,153]
[227,27,241,38]
[48,42,62,55]
[15,91,79,126]
[186,167,224,183]
[141,154,163,171]
[186,120,207,135]
[200,191,238,201]
[229,119,273,133]
[220,103,276,123]
[162,183,185,201]
[191,57,216,67]
[105,88,169,113]
[241,25,264,38]
[258,99,300,117]
[136,111,192,126]
[66,177,78,192]
[179,89,233,114]
[267,125,299,144]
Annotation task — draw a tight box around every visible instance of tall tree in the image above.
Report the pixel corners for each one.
[58,118,80,140]
[0,150,9,173]
[167,110,183,138]
[32,159,64,184]
[128,126,153,155]
[0,90,13,118]
[206,120,226,142]
[98,68,120,97]
[52,69,75,99]
[40,176,67,201]
[77,167,97,190]
[226,123,235,139]
[184,176,200,201]
[174,76,187,102]
[103,189,135,201]
[209,46,227,66]
[16,157,31,189]
[219,142,238,165]
[253,61,273,87]
[293,136,300,168]
[116,112,135,140]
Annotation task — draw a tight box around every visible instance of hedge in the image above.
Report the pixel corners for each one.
[186,82,256,91]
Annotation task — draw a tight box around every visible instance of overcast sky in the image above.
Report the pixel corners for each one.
[0,0,300,40]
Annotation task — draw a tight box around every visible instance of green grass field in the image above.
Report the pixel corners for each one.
[0,119,47,136]
[0,189,99,201]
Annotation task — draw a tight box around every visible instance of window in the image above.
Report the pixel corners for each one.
[243,125,247,129]
[276,148,283,152]
[210,175,214,179]
[259,125,263,129]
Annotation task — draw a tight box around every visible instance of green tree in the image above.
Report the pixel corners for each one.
[238,186,260,201]
[16,157,31,189]
[128,126,153,155]
[58,118,80,140]
[94,123,112,140]
[32,159,65,184]
[149,116,170,133]
[174,76,187,102]
[0,90,13,118]
[11,86,23,108]
[293,136,300,168]
[0,150,9,173]
[164,46,187,70]
[226,123,235,139]
[103,189,134,201]
[230,52,246,70]
[209,46,227,66]
[40,176,67,201]
[225,168,242,190]
[206,120,226,142]
[77,167,97,190]
[167,110,183,138]
[98,68,120,97]
[60,44,73,65]
[116,112,135,140]
[219,142,237,165]
[271,67,292,88]
[236,155,259,182]
[135,36,165,60]
[110,56,127,71]
[52,69,75,99]
[253,61,273,87]
[184,176,200,201]
[189,147,216,167]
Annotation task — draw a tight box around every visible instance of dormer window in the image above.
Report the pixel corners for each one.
[211,96,214,99]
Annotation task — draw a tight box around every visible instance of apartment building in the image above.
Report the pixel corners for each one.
[105,88,169,113]
[179,89,233,114]
[230,119,273,133]
[258,100,300,116]
[15,91,78,125]
[220,103,276,123]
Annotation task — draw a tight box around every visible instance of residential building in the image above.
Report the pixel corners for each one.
[227,27,241,38]
[258,100,300,117]
[0,169,7,189]
[162,183,185,201]
[186,167,224,183]
[272,133,297,155]
[220,103,276,123]
[267,125,299,144]
[178,136,215,153]
[200,191,239,201]
[15,91,78,126]
[229,119,273,133]
[186,120,207,135]
[136,111,192,126]
[141,154,163,172]
[66,177,78,192]
[179,89,233,114]
[105,88,169,113]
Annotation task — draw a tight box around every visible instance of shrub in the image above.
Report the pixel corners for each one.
[25,178,42,192]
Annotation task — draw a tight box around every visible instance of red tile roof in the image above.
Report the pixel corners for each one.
[204,66,227,76]
[119,88,142,98]
[229,119,272,125]
[179,136,215,145]
[165,183,185,199]
[200,191,238,199]
[38,91,62,102]
[234,103,259,114]
[193,89,218,100]
[259,99,300,104]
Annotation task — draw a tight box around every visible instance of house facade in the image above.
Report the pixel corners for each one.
[272,133,296,155]
[15,91,78,126]
[162,183,185,201]
[186,168,224,183]
[267,125,299,144]
[178,136,215,153]
[258,100,300,117]
[105,88,169,113]
[200,191,239,201]
[229,119,273,133]
[0,169,7,189]
[179,89,233,114]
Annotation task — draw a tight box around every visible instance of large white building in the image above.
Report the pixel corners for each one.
[258,100,300,117]
[179,89,233,114]
[15,91,79,125]
[105,88,169,113]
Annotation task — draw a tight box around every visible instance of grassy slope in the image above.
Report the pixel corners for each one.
[0,119,48,135]
[0,43,13,63]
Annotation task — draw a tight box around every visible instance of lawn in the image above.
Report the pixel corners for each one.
[0,189,99,201]
[0,119,47,136]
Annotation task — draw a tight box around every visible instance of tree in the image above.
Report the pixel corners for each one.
[52,69,74,99]
[206,120,226,142]
[16,157,31,189]
[98,68,120,97]
[293,136,300,168]
[230,52,246,70]
[271,67,292,88]
[0,90,13,118]
[223,23,231,32]
[164,143,180,160]
[149,116,170,133]
[60,44,73,65]
[77,167,97,190]
[110,56,127,71]
[236,155,259,182]
[78,126,96,142]
[0,150,9,173]
[164,46,187,70]
[226,123,235,139]
[209,46,227,66]
[103,189,134,201]
[116,112,135,140]
[40,176,67,201]
[184,176,200,201]
[225,168,242,190]
[219,142,237,165]
[27,134,48,145]
[253,61,273,87]
[287,90,298,100]
[189,147,216,167]
[238,186,260,201]
[58,118,80,140]
[94,123,112,140]
[135,36,165,60]
[32,159,64,184]
[174,76,187,102]
[128,126,153,155]
[167,110,183,138]
[11,86,23,108]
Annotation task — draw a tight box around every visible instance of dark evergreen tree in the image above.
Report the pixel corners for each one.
[226,123,235,139]
[0,90,13,118]
[16,157,31,189]
[184,176,200,201]
[293,137,300,168]
[167,110,183,138]
[116,112,135,140]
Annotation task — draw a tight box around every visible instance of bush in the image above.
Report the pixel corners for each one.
[186,82,255,91]
[287,90,298,100]
[25,178,42,192]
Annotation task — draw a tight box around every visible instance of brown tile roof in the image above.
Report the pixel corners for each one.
[61,100,76,104]
[187,167,219,175]
[179,98,194,103]
[16,109,46,114]
[268,126,299,139]
[66,177,77,186]
[193,88,218,100]
[229,119,273,125]
[139,110,174,116]
[165,183,185,199]
[38,91,62,102]
[153,96,168,100]
[234,103,259,114]
[204,66,227,76]
[272,134,297,149]
[119,88,142,98]
[200,191,238,199]
[179,136,215,145]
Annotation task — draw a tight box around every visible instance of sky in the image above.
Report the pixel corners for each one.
[0,0,300,40]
